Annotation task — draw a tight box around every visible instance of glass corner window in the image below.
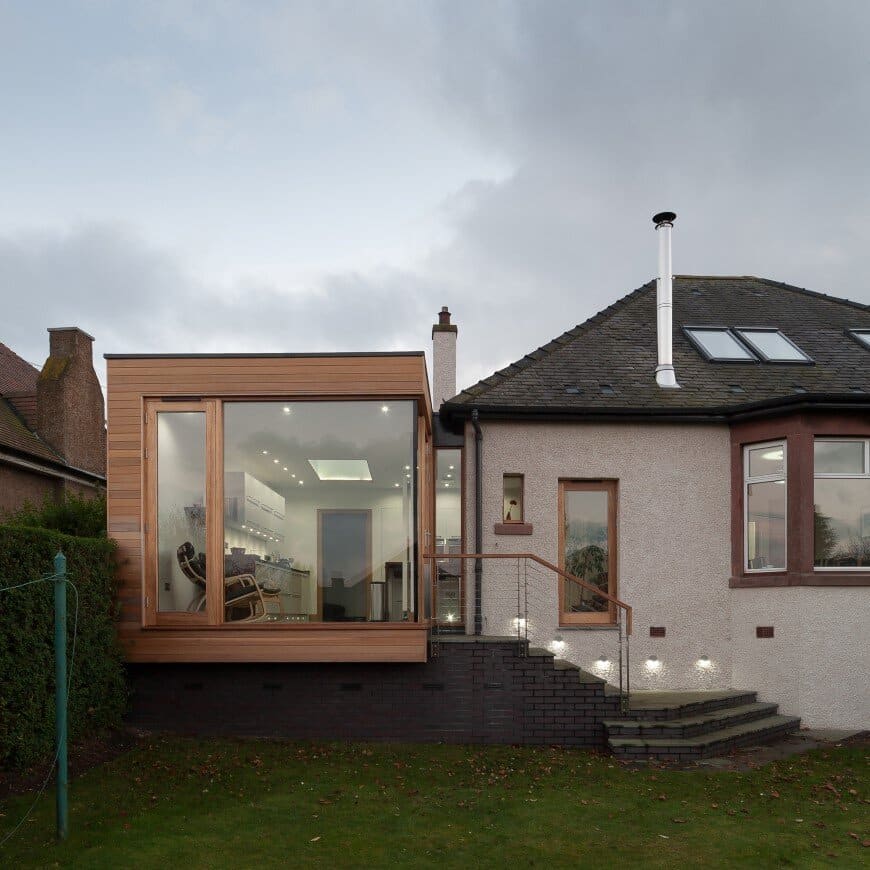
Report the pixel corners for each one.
[744,441,787,571]
[813,438,870,569]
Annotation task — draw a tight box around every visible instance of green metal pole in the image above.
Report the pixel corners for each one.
[54,551,68,842]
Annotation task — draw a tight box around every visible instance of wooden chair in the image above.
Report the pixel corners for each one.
[176,542,271,622]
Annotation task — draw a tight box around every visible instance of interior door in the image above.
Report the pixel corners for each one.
[318,510,372,621]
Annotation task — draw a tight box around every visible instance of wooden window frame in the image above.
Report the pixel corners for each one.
[433,446,465,627]
[143,399,222,627]
[558,479,618,626]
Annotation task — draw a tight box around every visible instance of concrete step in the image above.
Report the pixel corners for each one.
[624,689,758,721]
[609,714,801,761]
[604,701,779,738]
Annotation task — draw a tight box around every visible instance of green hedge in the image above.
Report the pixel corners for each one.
[0,526,127,769]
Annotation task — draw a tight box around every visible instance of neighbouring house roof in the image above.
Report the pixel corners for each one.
[0,342,39,394]
[443,276,870,421]
[0,397,62,464]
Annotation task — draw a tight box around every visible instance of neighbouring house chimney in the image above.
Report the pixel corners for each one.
[653,211,680,389]
[36,327,106,475]
[432,306,458,410]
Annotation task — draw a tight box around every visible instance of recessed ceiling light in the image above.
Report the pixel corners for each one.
[394,482,400,487]
[273,459,279,464]
[444,483,450,488]
[291,473,296,478]
[298,480,304,486]
[262,450,268,455]
[445,473,452,479]
[283,466,288,471]
[404,465,410,471]
[283,407,291,414]
[448,465,454,470]
[381,405,389,413]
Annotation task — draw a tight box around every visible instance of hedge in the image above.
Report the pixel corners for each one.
[0,526,127,769]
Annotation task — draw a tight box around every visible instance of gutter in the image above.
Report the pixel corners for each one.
[0,449,106,488]
[471,408,483,636]
[441,393,870,426]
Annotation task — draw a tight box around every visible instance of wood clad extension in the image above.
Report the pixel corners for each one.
[106,353,432,663]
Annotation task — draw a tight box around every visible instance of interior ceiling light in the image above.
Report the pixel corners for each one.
[262,450,268,455]
[381,405,390,413]
[307,459,373,481]
[283,407,291,414]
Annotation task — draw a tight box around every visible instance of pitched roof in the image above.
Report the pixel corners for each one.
[445,276,870,418]
[0,397,62,463]
[0,343,39,395]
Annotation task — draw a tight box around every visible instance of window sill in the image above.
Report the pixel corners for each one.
[494,522,533,535]
[730,571,870,588]
[557,623,619,631]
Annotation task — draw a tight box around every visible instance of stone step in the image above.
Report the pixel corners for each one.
[624,689,758,721]
[603,702,779,738]
[608,714,801,761]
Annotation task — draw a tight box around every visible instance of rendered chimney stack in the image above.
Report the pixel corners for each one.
[653,211,680,389]
[432,306,458,410]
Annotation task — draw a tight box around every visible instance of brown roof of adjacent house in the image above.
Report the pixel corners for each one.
[0,343,39,394]
[0,397,62,463]
[444,276,870,420]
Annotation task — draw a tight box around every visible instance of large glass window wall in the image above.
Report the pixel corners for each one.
[222,401,417,622]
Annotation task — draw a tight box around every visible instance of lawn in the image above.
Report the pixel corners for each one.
[0,738,867,868]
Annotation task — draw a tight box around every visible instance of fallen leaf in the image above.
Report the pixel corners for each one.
[310,836,320,843]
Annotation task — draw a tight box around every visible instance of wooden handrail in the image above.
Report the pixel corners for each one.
[425,552,632,636]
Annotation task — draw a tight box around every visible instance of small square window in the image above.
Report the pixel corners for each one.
[503,474,524,523]
[734,329,812,363]
[684,327,757,361]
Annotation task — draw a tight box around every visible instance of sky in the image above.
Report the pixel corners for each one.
[2,0,869,394]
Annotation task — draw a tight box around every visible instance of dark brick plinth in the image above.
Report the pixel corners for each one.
[126,640,622,747]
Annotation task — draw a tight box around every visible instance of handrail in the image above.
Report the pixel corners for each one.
[426,552,632,635]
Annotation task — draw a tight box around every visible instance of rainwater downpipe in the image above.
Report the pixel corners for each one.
[471,408,483,635]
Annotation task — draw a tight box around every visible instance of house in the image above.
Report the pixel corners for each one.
[109,214,868,750]
[0,328,106,516]
[439,214,869,732]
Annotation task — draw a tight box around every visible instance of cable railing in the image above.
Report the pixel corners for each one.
[426,552,632,711]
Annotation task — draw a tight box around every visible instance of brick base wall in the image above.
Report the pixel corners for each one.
[126,640,621,747]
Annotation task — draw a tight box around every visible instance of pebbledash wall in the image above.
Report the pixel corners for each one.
[731,588,868,730]
[465,419,868,729]
[466,420,734,691]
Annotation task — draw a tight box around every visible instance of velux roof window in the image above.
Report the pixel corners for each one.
[734,329,812,363]
[848,329,870,350]
[683,327,755,361]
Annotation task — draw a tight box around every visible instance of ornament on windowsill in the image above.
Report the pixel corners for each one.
[506,499,518,522]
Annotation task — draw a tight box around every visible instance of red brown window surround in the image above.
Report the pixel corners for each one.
[730,411,870,588]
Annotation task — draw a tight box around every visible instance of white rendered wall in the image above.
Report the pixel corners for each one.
[465,420,734,692]
[731,588,869,729]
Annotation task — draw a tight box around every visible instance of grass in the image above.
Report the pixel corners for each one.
[0,738,867,868]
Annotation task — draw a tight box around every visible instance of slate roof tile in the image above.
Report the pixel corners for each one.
[446,276,870,415]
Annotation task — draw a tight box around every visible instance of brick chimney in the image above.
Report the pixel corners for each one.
[36,327,106,475]
[431,306,458,410]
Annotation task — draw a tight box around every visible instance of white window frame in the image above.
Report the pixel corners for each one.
[743,440,787,573]
[813,437,870,572]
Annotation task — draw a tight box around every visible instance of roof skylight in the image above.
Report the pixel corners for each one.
[848,329,870,350]
[734,329,812,363]
[683,327,755,362]
[307,459,372,481]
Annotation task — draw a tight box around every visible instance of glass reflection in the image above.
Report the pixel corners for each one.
[746,481,786,570]
[563,489,609,613]
[814,479,870,568]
